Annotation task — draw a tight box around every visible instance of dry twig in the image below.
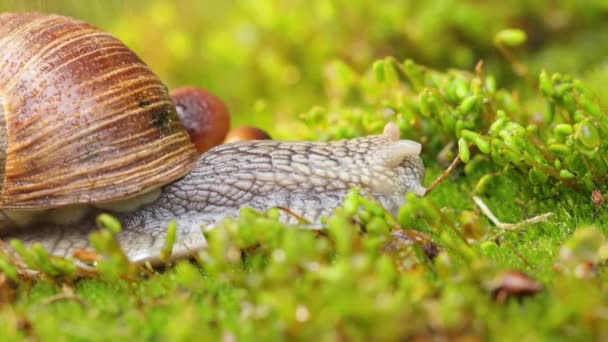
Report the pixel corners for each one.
[473,196,553,240]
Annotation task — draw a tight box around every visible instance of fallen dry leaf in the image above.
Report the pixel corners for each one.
[490,270,542,303]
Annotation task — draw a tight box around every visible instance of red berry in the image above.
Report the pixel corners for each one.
[224,126,271,143]
[171,87,230,153]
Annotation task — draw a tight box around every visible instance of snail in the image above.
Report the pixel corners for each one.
[0,13,426,265]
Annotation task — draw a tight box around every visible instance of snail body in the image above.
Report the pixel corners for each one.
[0,13,426,264]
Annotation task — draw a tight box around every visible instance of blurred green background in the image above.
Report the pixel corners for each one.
[1,0,608,135]
[2,3,608,340]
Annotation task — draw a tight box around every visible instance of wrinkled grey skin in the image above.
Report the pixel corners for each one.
[2,124,425,264]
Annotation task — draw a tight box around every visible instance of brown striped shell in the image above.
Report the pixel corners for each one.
[0,12,198,209]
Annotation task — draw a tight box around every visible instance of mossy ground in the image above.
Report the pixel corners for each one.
[2,162,607,340]
[2,1,608,341]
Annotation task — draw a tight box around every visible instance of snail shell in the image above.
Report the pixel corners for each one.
[0,13,197,210]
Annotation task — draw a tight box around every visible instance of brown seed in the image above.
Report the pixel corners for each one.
[552,262,563,272]
[422,241,441,259]
[388,230,440,259]
[224,126,272,143]
[72,249,100,264]
[171,87,231,153]
[574,260,597,279]
[592,189,604,206]
[490,270,542,303]
[0,273,15,305]
[16,316,32,334]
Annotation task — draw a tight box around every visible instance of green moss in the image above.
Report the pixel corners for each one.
[2,1,608,340]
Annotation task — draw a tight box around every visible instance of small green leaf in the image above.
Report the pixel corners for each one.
[554,124,573,136]
[96,214,122,233]
[0,255,18,281]
[528,168,548,185]
[459,95,478,114]
[559,169,576,179]
[548,143,571,155]
[577,120,601,149]
[160,220,178,263]
[458,137,470,163]
[372,60,385,83]
[462,130,490,154]
[494,28,527,46]
[539,70,553,97]
[485,76,496,93]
